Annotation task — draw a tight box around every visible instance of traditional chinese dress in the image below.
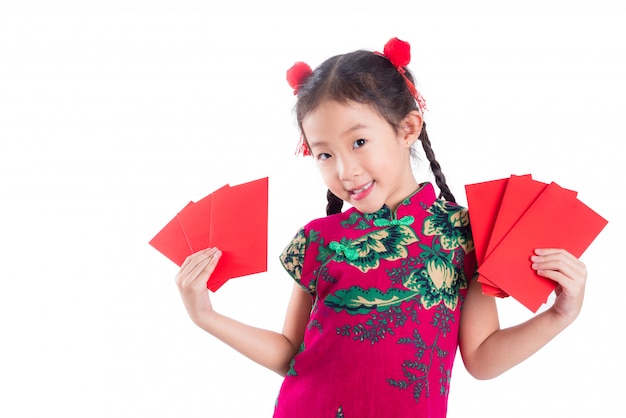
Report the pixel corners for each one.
[273,182,476,418]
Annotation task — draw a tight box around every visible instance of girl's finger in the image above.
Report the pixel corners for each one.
[533,249,583,269]
[180,247,217,270]
[531,251,587,292]
[532,249,586,276]
[177,248,221,285]
[531,258,578,281]
[534,269,576,290]
[533,248,579,266]
[192,249,222,280]
[182,256,216,284]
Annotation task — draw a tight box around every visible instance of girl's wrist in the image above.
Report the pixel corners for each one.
[190,304,218,330]
[545,305,577,330]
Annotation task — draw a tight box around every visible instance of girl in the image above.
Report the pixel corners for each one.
[175,38,587,417]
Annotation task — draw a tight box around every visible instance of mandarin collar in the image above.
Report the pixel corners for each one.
[359,182,436,222]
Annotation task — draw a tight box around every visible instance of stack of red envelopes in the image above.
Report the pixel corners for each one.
[149,177,268,292]
[465,174,607,312]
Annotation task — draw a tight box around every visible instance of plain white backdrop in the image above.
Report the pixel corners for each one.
[1,0,624,417]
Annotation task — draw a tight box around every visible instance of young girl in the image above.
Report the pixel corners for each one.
[175,38,587,417]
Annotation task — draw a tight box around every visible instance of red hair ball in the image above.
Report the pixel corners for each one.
[286,62,312,95]
[382,37,411,68]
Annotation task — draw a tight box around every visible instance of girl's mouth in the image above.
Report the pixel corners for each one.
[350,181,374,201]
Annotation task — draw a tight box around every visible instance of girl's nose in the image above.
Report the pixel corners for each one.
[337,155,360,181]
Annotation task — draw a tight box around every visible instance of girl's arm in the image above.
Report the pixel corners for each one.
[458,248,587,380]
[175,247,312,376]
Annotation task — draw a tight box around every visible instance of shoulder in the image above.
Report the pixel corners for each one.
[426,198,471,228]
[424,198,474,255]
[304,208,358,230]
[301,207,364,239]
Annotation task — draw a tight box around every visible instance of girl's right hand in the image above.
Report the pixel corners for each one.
[175,247,222,325]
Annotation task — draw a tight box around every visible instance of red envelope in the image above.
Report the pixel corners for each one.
[485,175,577,260]
[176,185,230,253]
[465,176,514,297]
[465,177,511,264]
[207,177,269,292]
[149,177,269,292]
[483,175,546,260]
[478,181,608,312]
[149,201,194,266]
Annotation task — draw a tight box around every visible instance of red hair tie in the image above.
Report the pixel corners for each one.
[286,62,312,96]
[286,62,313,156]
[378,37,427,112]
[293,135,312,157]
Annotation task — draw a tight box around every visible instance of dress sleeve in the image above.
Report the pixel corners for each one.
[279,227,314,295]
[462,210,480,283]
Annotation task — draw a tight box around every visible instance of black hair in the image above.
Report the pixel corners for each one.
[294,49,455,215]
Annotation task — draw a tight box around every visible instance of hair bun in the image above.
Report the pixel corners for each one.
[382,37,411,68]
[286,62,313,95]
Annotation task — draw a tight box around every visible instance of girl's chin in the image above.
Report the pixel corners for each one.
[349,197,386,214]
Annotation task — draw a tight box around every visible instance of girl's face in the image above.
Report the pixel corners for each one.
[303,100,421,214]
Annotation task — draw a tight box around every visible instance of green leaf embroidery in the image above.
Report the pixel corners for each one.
[279,228,306,281]
[335,406,345,418]
[402,257,463,310]
[326,225,419,272]
[286,342,305,376]
[324,286,419,315]
[340,212,371,230]
[423,201,474,254]
[387,313,453,404]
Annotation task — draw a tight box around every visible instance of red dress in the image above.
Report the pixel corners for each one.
[274,183,476,417]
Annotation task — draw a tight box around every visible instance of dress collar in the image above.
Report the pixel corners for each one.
[359,182,437,222]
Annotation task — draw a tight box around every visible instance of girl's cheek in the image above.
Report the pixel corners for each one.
[317,162,335,176]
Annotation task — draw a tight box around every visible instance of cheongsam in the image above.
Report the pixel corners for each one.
[274,182,476,418]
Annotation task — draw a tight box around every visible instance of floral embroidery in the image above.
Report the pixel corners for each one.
[286,342,305,376]
[325,286,418,315]
[321,225,419,273]
[341,306,407,344]
[403,240,467,310]
[340,212,371,230]
[423,201,474,254]
[279,228,306,280]
[386,304,455,403]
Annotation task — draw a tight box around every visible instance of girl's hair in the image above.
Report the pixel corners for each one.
[294,50,455,215]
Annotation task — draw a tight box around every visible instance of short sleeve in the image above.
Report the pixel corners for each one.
[461,213,480,284]
[279,227,311,289]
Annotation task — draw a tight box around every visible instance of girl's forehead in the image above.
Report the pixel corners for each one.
[304,100,381,127]
[312,99,370,113]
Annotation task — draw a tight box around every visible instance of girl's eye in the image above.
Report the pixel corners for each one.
[317,153,331,161]
[354,139,367,148]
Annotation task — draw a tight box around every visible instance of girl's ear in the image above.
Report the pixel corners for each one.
[400,110,423,146]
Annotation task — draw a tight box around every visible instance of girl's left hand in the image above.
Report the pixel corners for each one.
[531,248,587,322]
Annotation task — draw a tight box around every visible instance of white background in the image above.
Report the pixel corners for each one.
[1,0,624,417]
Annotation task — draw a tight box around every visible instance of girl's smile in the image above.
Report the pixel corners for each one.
[349,180,374,200]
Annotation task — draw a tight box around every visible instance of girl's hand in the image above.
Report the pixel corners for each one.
[175,247,222,324]
[531,248,587,323]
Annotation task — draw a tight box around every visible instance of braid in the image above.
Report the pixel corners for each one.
[418,123,456,203]
[326,189,344,215]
